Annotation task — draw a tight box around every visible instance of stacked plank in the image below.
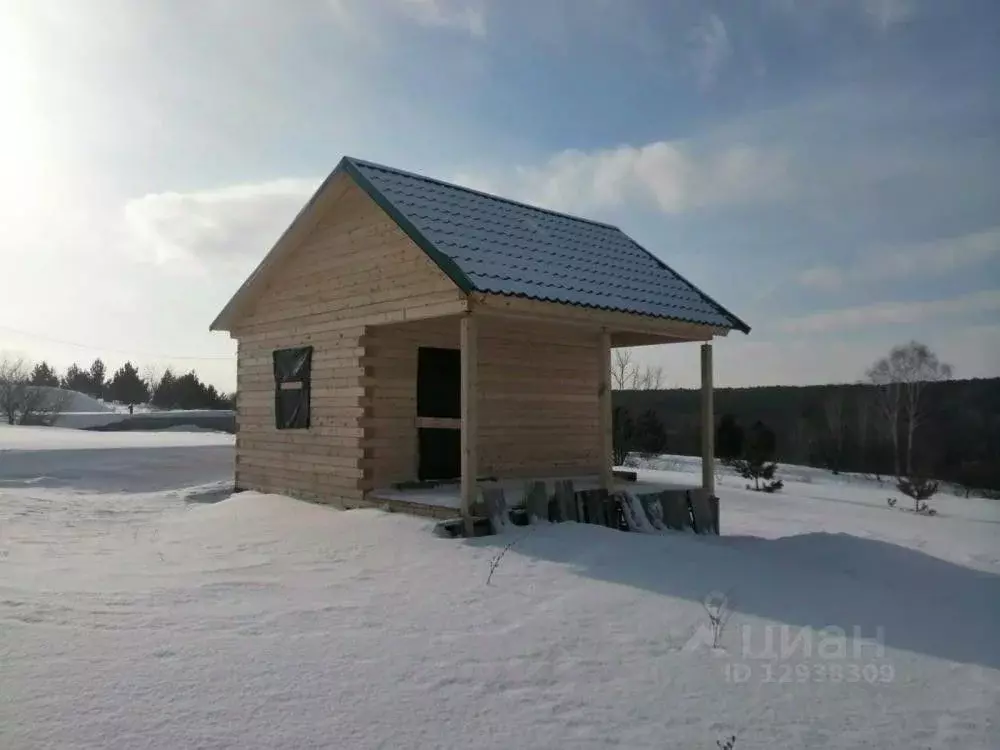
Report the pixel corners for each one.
[473,480,719,536]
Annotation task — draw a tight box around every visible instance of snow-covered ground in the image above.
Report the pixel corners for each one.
[2,428,998,749]
[0,425,233,494]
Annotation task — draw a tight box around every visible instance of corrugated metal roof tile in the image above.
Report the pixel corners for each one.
[345,158,749,333]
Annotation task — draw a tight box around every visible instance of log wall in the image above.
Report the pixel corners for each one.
[364,316,602,488]
[231,178,465,504]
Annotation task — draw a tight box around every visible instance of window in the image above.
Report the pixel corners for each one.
[272,346,313,429]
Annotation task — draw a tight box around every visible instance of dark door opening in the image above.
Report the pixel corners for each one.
[418,428,461,481]
[417,347,461,480]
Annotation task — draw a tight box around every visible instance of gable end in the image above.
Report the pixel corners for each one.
[340,158,475,295]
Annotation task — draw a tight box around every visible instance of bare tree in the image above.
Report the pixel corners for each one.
[0,357,30,425]
[611,348,666,390]
[0,356,69,425]
[866,341,953,478]
[611,348,636,390]
[635,364,665,390]
[142,365,163,396]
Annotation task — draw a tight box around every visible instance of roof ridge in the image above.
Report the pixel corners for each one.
[344,155,622,232]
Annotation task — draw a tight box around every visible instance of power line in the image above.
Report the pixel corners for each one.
[0,325,235,362]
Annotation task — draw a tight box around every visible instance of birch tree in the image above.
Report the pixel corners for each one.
[866,341,953,477]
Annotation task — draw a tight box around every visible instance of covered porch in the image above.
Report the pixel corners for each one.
[361,294,721,534]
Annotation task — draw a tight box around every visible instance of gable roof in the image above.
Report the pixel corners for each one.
[211,156,749,333]
[343,158,749,333]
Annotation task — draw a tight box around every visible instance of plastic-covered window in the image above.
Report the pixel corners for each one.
[272,346,313,429]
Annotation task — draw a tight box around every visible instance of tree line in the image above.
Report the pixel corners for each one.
[613,341,1000,495]
[0,355,234,425]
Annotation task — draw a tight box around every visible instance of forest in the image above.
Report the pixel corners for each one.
[613,377,1000,493]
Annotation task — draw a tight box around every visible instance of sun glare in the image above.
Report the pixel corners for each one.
[0,15,52,225]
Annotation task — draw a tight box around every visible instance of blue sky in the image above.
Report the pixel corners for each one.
[2,0,998,389]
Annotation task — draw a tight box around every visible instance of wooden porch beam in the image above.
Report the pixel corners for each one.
[701,343,715,496]
[470,293,725,341]
[460,314,478,537]
[611,332,702,348]
[599,331,613,491]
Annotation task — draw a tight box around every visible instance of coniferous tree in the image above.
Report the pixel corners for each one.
[716,414,744,464]
[152,369,178,409]
[108,361,150,407]
[174,371,205,409]
[633,409,667,456]
[61,363,92,394]
[732,420,783,492]
[88,358,107,399]
[30,361,60,388]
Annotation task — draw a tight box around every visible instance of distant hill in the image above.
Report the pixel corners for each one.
[613,378,1000,492]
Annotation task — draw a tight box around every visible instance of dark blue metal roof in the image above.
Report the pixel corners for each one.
[342,157,749,333]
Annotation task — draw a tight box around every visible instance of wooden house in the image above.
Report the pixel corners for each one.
[210,157,749,528]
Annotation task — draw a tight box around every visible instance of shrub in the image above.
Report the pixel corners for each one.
[897,476,939,506]
[732,421,783,492]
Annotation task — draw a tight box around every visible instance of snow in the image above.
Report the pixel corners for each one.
[34,386,115,415]
[21,386,233,428]
[0,423,233,451]
[0,425,234,493]
[2,430,998,749]
[56,407,234,430]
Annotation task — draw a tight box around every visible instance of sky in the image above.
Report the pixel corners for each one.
[1,0,998,391]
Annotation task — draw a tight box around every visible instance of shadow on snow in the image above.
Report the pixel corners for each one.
[471,525,1000,670]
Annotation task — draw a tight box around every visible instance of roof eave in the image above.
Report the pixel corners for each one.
[620,233,751,335]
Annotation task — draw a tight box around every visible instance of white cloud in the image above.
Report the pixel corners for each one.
[778,289,1000,334]
[124,178,318,266]
[456,140,791,216]
[796,226,1000,291]
[328,0,486,37]
[768,0,918,31]
[796,266,844,291]
[860,0,916,29]
[868,227,1000,278]
[398,0,486,36]
[689,12,731,89]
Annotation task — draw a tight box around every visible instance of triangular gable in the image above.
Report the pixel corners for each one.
[210,160,469,332]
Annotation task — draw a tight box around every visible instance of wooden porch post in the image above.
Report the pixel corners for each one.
[700,342,715,496]
[460,314,478,537]
[599,331,613,492]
